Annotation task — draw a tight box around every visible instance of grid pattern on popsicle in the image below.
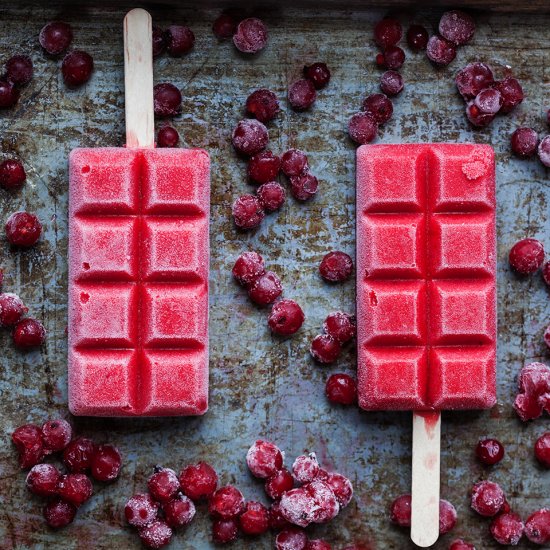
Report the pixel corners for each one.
[357,144,496,411]
[68,148,209,416]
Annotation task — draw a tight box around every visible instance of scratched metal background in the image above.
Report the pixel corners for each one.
[0,3,549,549]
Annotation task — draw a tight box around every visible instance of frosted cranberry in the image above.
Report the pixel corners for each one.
[509,238,544,274]
[307,541,331,550]
[290,173,318,201]
[455,62,494,100]
[545,325,550,351]
[496,77,524,113]
[293,453,319,484]
[240,501,269,535]
[246,89,280,123]
[44,499,76,528]
[474,88,502,115]
[449,539,476,550]
[209,485,246,519]
[362,93,393,124]
[535,432,550,468]
[152,26,166,57]
[303,63,331,89]
[407,24,429,50]
[212,518,239,543]
[511,127,538,158]
[5,212,42,247]
[12,424,44,469]
[280,488,316,527]
[319,251,353,282]
[389,494,411,527]
[439,499,457,534]
[0,159,26,190]
[63,437,95,473]
[147,467,180,502]
[6,55,33,86]
[288,79,316,111]
[213,13,237,39]
[165,25,194,56]
[41,419,72,453]
[26,463,60,496]
[179,461,218,501]
[232,119,269,156]
[544,261,550,286]
[476,438,504,465]
[538,135,550,167]
[162,494,195,528]
[466,101,494,127]
[268,299,305,336]
[490,512,524,545]
[427,35,457,66]
[257,182,286,212]
[61,51,94,87]
[0,293,28,326]
[269,501,292,530]
[157,126,179,148]
[0,80,19,108]
[306,479,339,523]
[380,70,404,96]
[514,362,550,421]
[265,468,294,500]
[471,480,505,517]
[233,18,268,54]
[248,150,281,183]
[248,271,282,305]
[232,251,265,287]
[374,18,402,48]
[276,528,308,550]
[232,194,265,230]
[323,312,355,344]
[326,472,353,507]
[125,493,160,528]
[525,509,550,544]
[153,83,182,117]
[281,149,309,176]
[39,21,73,55]
[247,440,284,478]
[439,10,475,45]
[13,318,46,349]
[139,520,172,549]
[310,335,341,364]
[379,46,405,70]
[348,112,378,145]
[325,373,357,405]
[57,473,93,507]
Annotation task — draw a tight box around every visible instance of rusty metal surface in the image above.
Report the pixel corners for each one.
[0,3,549,549]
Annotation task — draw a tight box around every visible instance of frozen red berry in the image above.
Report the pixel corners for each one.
[240,501,269,535]
[157,126,179,148]
[471,480,505,517]
[57,473,93,507]
[41,419,72,453]
[165,25,195,56]
[326,472,353,507]
[233,251,265,287]
[495,77,524,113]
[303,63,331,89]
[152,26,166,57]
[280,488,316,527]
[232,119,269,156]
[139,520,172,549]
[269,501,292,530]
[426,35,456,66]
[323,311,356,344]
[39,21,73,55]
[362,93,393,124]
[0,159,26,190]
[439,499,457,534]
[310,334,341,364]
[525,509,550,545]
[0,293,28,326]
[265,468,294,500]
[63,437,95,473]
[307,541,331,550]
[248,271,283,306]
[125,493,160,528]
[5,55,33,86]
[545,324,550,351]
[212,518,239,543]
[509,238,544,274]
[179,461,218,501]
[514,362,550,421]
[61,51,94,87]
[319,251,353,282]
[233,18,268,54]
[449,541,476,550]
[455,62,494,100]
[162,494,196,529]
[26,463,60,496]
[374,18,402,48]
[148,467,180,502]
[257,182,286,212]
[246,89,280,123]
[212,13,237,40]
[325,373,357,405]
[232,194,265,230]
[306,479,340,523]
[268,299,305,336]
[380,70,404,96]
[44,499,77,528]
[5,211,42,247]
[209,485,246,519]
[247,150,281,184]
[288,79,316,111]
[476,438,505,465]
[281,149,309,176]
[490,512,524,546]
[153,83,182,118]
[293,453,319,484]
[276,528,308,550]
[535,432,550,468]
[543,261,550,286]
[474,88,502,115]
[407,24,429,50]
[439,10,475,46]
[538,135,550,167]
[290,173,318,201]
[348,112,378,145]
[378,46,405,70]
[247,440,284,479]
[12,423,44,469]
[466,101,494,127]
[511,127,538,158]
[13,318,46,349]
[390,494,411,527]
[0,80,19,108]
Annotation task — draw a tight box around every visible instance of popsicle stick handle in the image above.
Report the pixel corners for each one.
[124,8,154,148]
[411,411,441,548]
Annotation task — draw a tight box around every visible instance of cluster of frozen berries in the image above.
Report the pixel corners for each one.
[11,418,121,529]
[514,362,550,421]
[511,118,550,168]
[232,251,305,337]
[455,62,524,128]
[212,12,268,55]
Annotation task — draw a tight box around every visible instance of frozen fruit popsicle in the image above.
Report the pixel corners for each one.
[68,9,209,417]
[356,143,496,546]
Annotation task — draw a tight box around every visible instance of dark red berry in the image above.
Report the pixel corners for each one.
[157,126,179,148]
[5,55,33,86]
[407,24,429,50]
[348,112,378,145]
[323,311,356,344]
[476,438,505,465]
[63,437,95,473]
[538,135,550,167]
[41,419,72,453]
[233,18,268,54]
[240,501,269,535]
[466,101,494,127]
[310,334,341,364]
[232,119,269,156]
[13,318,46,349]
[248,271,282,306]
[490,512,524,545]
[209,485,245,519]
[496,77,524,113]
[233,251,265,287]
[293,453,320,484]
[288,79,317,111]
[325,373,357,404]
[268,299,305,336]
[307,542,331,550]
[139,520,172,549]
[455,62,494,100]
[153,83,182,118]
[232,194,265,230]
[449,540,476,550]
[0,293,28,326]
[26,463,60,496]
[511,127,538,158]
[212,13,237,40]
[326,472,353,507]
[257,182,286,212]
[379,46,405,70]
[276,528,309,550]
[148,467,180,502]
[439,10,475,46]
[319,251,353,282]
[162,494,196,528]
[426,35,456,66]
[247,150,281,184]
[125,493,160,528]
[374,18,402,48]
[290,173,318,201]
[265,468,294,500]
[303,63,331,89]
[471,480,505,517]
[90,444,121,482]
[165,25,195,56]
[57,473,93,507]
[543,261,550,286]
[0,159,26,190]
[247,440,284,478]
[281,149,309,176]
[439,499,457,534]
[44,499,77,528]
[5,212,42,247]
[525,509,550,545]
[474,88,502,115]
[362,93,393,124]
[390,494,411,527]
[152,26,166,57]
[12,424,44,469]
[0,80,19,108]
[61,51,94,87]
[246,89,280,123]
[269,501,292,530]
[509,238,545,274]
[535,432,550,468]
[179,461,218,501]
[39,21,73,55]
[0,269,3,288]
[212,518,239,544]
[380,70,404,96]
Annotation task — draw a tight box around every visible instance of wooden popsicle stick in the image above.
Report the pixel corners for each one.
[411,411,441,548]
[124,8,154,148]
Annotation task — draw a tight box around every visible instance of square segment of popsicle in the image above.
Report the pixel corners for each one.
[356,144,496,411]
[68,148,210,416]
